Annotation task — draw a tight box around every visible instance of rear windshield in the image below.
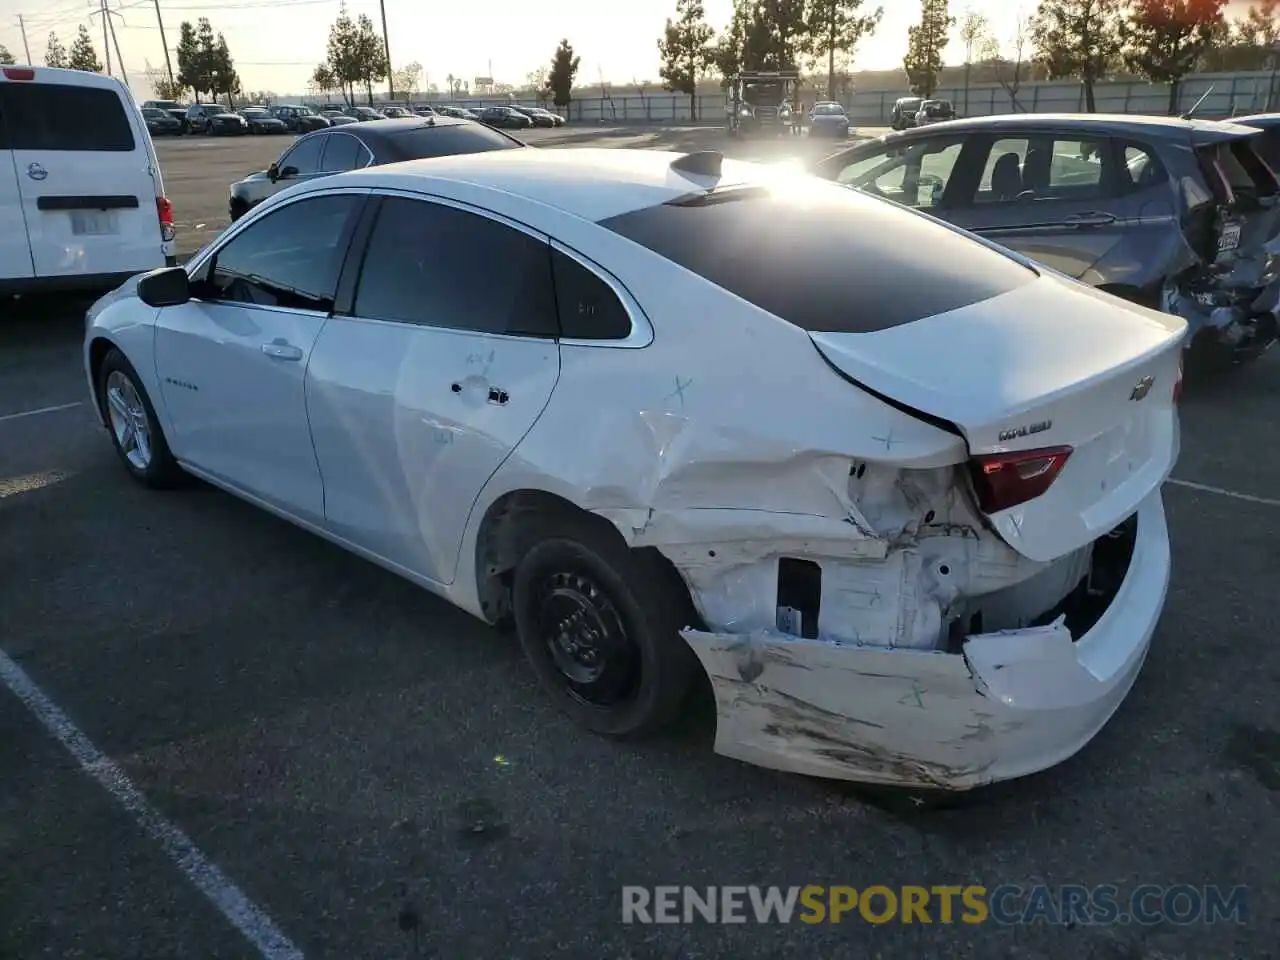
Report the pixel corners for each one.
[599,183,1037,333]
[385,124,524,160]
[0,82,135,151]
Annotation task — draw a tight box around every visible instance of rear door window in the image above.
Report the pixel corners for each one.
[599,184,1036,334]
[319,133,367,172]
[351,196,558,337]
[0,82,134,151]
[974,136,1109,203]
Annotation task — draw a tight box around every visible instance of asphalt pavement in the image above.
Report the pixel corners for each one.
[1,127,1278,960]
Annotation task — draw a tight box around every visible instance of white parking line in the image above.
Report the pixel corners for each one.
[0,401,83,424]
[1167,477,1280,508]
[0,650,305,960]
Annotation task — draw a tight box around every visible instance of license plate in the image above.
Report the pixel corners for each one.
[70,211,118,236]
[1218,222,1242,252]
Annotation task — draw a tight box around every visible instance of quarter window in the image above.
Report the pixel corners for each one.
[352,196,558,337]
[200,194,360,311]
[551,250,632,340]
[1120,143,1168,192]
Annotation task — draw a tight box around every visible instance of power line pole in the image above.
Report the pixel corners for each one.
[378,0,392,99]
[106,4,127,88]
[17,14,31,63]
[153,0,174,84]
[100,0,112,77]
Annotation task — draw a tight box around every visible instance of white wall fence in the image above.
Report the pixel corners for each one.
[307,69,1280,126]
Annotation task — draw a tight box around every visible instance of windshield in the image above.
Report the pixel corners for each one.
[242,109,267,117]
[142,108,166,118]
[814,104,845,116]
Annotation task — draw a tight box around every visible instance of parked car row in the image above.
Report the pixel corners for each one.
[890,96,957,130]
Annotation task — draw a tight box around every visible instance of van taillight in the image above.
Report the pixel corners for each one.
[2,68,35,81]
[968,446,1073,514]
[1173,355,1184,403]
[156,196,176,242]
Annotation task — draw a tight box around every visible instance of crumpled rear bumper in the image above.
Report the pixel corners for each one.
[681,492,1170,791]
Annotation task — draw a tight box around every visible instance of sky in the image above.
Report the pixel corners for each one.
[0,0,1266,99]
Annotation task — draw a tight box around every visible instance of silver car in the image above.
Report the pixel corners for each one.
[813,113,1280,369]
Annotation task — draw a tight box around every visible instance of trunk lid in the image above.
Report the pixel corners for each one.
[810,274,1185,562]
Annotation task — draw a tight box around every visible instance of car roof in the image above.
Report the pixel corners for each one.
[887,112,1262,143]
[312,147,767,223]
[322,115,472,143]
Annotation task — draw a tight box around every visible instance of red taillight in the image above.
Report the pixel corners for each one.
[156,196,176,242]
[3,68,35,81]
[968,446,1073,514]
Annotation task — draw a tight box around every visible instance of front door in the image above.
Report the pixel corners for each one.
[154,191,366,522]
[306,194,562,584]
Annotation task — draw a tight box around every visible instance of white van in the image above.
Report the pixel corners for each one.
[1,65,175,296]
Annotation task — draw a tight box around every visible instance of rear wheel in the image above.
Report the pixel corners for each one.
[97,348,185,489]
[512,516,699,738]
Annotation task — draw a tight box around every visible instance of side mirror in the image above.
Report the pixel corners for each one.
[137,266,191,308]
[267,162,280,182]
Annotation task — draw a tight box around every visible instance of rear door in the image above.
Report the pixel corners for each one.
[0,80,35,281]
[306,192,562,584]
[0,68,164,279]
[944,132,1128,279]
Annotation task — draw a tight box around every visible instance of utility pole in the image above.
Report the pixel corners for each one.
[107,4,127,88]
[17,14,31,63]
[378,0,393,99]
[153,0,174,84]
[100,0,112,77]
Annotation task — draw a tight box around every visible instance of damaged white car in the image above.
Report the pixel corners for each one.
[84,148,1186,791]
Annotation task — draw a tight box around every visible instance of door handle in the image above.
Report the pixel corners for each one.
[261,340,303,361]
[1064,212,1117,228]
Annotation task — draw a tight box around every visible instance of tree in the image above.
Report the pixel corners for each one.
[546,39,580,108]
[903,0,954,97]
[311,63,336,100]
[958,9,990,114]
[805,0,883,102]
[355,13,388,104]
[153,76,187,100]
[195,18,218,100]
[992,12,1033,110]
[67,24,103,73]
[526,67,549,103]
[392,61,423,98]
[326,5,362,106]
[1238,0,1280,45]
[658,0,716,120]
[0,44,15,66]
[209,33,239,107]
[45,31,69,69]
[1032,0,1124,112]
[1124,0,1227,115]
[175,21,203,100]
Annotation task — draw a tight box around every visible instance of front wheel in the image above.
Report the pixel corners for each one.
[97,348,185,489]
[512,517,699,738]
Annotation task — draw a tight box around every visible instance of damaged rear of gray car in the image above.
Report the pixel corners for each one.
[813,114,1280,369]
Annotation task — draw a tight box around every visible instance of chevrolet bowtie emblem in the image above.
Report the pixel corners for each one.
[1129,376,1155,402]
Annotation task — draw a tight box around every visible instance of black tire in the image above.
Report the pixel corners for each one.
[512,514,699,739]
[97,348,185,489]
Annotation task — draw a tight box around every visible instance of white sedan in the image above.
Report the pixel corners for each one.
[84,148,1185,791]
